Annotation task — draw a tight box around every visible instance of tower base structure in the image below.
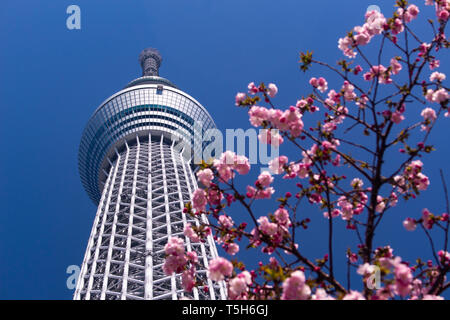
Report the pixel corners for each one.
[74,134,226,300]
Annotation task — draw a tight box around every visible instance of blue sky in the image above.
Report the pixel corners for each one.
[0,0,448,299]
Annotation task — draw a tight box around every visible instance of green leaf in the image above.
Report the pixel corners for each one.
[299,51,313,72]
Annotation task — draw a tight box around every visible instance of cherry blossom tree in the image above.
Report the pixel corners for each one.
[165,0,449,300]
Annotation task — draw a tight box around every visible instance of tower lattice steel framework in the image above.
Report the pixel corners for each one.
[74,48,226,300]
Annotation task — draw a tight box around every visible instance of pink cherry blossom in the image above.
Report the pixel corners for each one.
[246,185,275,199]
[208,257,233,281]
[192,189,207,212]
[228,271,252,298]
[337,191,368,221]
[342,290,365,300]
[364,65,392,84]
[311,288,335,300]
[260,187,275,199]
[390,192,398,207]
[422,294,444,300]
[289,120,304,137]
[163,237,187,275]
[186,251,198,263]
[235,92,246,106]
[425,89,435,102]
[274,208,291,226]
[275,106,304,137]
[234,154,251,175]
[281,270,311,300]
[226,243,239,256]
[207,188,223,206]
[323,208,342,219]
[341,81,356,101]
[391,110,405,124]
[422,208,434,229]
[438,9,449,21]
[351,178,364,189]
[436,0,450,21]
[266,108,284,129]
[409,159,423,173]
[430,71,446,82]
[258,129,283,146]
[432,88,448,103]
[218,215,234,229]
[363,72,372,81]
[181,267,196,292]
[326,89,341,106]
[348,252,358,263]
[438,250,450,263]
[397,160,430,192]
[391,18,405,35]
[365,10,386,35]
[257,216,278,236]
[295,163,310,178]
[163,255,187,275]
[196,168,214,187]
[357,263,376,276]
[322,121,337,133]
[267,83,278,98]
[257,171,273,187]
[332,154,341,166]
[165,237,185,256]
[376,195,386,213]
[354,65,363,75]
[296,99,308,109]
[394,262,413,297]
[430,59,440,70]
[213,161,233,182]
[390,58,402,75]
[269,156,288,174]
[338,197,354,220]
[416,172,430,190]
[397,5,419,24]
[184,223,200,242]
[248,82,258,95]
[309,193,322,204]
[218,150,236,166]
[309,77,318,87]
[212,151,250,182]
[421,107,437,121]
[403,218,417,231]
[248,106,269,127]
[317,77,328,93]
[354,26,371,45]
[419,42,431,55]
[338,36,356,58]
[407,5,420,20]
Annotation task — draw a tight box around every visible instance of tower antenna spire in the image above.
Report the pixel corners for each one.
[139,48,162,76]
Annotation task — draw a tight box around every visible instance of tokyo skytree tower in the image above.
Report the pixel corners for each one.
[74,48,226,300]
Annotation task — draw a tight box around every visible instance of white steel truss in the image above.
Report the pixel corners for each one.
[74,134,226,300]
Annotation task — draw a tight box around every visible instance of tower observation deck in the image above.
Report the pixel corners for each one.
[74,48,226,300]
